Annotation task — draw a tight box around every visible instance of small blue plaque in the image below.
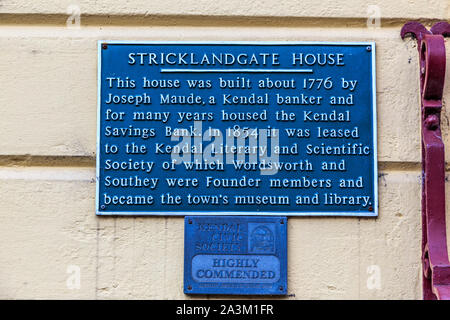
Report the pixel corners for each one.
[184,216,287,295]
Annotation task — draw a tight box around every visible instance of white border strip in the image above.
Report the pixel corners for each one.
[371,42,378,218]
[96,41,378,217]
[96,41,102,214]
[99,40,375,45]
[97,211,377,217]
[160,68,313,73]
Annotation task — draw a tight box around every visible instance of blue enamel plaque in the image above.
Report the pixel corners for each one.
[184,216,287,295]
[97,42,377,217]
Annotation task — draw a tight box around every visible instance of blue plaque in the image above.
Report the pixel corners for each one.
[97,42,377,217]
[184,216,287,295]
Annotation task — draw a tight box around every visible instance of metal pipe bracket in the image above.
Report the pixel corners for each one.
[401,21,450,300]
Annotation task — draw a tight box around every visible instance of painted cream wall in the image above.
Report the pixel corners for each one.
[0,0,449,299]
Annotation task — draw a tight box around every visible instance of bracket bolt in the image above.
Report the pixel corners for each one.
[425,114,439,130]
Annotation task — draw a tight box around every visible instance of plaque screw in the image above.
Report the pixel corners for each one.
[187,285,192,290]
[366,46,372,52]
[368,206,373,212]
[100,205,106,210]
[188,219,193,224]
[280,219,284,224]
[279,286,284,291]
[102,43,108,49]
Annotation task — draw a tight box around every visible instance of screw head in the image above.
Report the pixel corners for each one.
[279,286,284,291]
[187,285,192,290]
[369,206,373,212]
[100,205,106,210]
[188,219,193,224]
[366,46,372,52]
[102,43,108,49]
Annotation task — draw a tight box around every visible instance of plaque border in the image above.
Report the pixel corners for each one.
[96,41,378,217]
